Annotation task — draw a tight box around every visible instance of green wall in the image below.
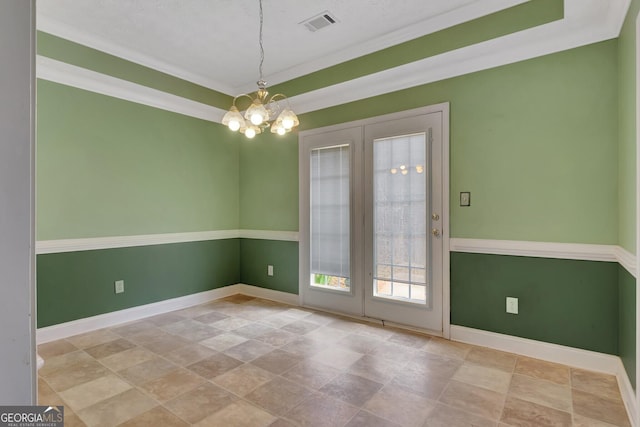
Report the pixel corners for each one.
[619,265,637,388]
[37,80,241,240]
[451,252,619,354]
[239,135,299,231]
[240,239,299,295]
[616,0,639,391]
[37,239,240,327]
[242,41,619,245]
[618,0,639,254]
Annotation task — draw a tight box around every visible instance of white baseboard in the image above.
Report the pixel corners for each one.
[36,284,300,343]
[451,325,637,426]
[616,357,638,427]
[234,283,300,306]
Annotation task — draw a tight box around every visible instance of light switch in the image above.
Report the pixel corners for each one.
[460,192,471,207]
[506,297,518,314]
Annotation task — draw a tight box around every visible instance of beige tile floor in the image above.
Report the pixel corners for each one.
[38,295,631,427]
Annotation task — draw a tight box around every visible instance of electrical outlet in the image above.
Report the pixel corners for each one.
[115,280,124,294]
[506,296,518,314]
[267,265,274,276]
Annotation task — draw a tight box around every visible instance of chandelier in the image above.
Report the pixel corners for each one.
[221,0,299,138]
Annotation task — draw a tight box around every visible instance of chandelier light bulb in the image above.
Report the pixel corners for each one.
[250,113,264,126]
[282,118,294,129]
[277,127,286,135]
[390,168,398,174]
[401,169,408,175]
[245,128,256,138]
[228,120,241,131]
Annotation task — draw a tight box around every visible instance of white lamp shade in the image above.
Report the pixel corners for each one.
[245,100,269,125]
[222,106,246,132]
[270,120,288,135]
[276,108,299,130]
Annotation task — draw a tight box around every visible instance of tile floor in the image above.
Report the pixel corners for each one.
[37,295,631,427]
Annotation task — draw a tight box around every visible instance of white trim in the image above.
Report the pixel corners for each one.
[451,325,618,373]
[234,284,300,306]
[450,238,638,277]
[635,14,640,422]
[36,284,300,344]
[36,230,240,254]
[36,56,227,123]
[36,229,301,254]
[441,105,451,339]
[618,357,639,427]
[238,229,299,242]
[450,238,616,261]
[451,325,637,426]
[616,245,638,278]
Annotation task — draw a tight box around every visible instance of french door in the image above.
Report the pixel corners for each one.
[299,106,447,332]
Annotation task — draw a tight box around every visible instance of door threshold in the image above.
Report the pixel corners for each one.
[300,303,444,338]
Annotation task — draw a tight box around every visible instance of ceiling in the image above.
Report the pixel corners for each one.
[38,0,539,94]
[36,0,631,116]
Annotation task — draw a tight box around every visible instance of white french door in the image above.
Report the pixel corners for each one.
[299,106,447,332]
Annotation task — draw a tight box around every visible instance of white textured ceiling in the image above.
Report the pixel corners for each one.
[36,0,528,94]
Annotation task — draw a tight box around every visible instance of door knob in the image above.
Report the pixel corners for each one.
[432,228,440,237]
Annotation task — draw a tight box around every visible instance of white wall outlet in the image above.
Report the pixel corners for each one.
[115,280,124,294]
[267,265,274,276]
[506,296,518,314]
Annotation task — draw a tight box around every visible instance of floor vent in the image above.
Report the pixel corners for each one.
[301,11,339,32]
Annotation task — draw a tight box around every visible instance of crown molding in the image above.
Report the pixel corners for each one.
[36,55,226,123]
[36,15,235,94]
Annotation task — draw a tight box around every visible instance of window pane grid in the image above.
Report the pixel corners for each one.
[373,133,428,304]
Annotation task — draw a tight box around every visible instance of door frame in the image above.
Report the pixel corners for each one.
[298,103,450,338]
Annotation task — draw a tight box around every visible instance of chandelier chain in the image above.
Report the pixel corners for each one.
[258,0,264,83]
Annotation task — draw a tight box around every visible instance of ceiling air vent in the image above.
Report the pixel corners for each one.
[301,11,338,32]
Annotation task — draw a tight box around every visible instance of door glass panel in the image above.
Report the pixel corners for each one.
[373,133,428,304]
[310,145,350,292]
